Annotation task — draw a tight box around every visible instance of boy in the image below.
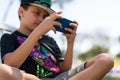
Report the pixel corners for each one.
[1,0,114,80]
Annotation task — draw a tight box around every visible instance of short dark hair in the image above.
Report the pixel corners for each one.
[19,4,30,20]
[21,4,30,10]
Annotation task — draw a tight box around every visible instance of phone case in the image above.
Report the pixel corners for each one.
[54,18,74,34]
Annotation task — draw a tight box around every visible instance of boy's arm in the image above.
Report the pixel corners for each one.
[58,22,78,72]
[59,42,74,72]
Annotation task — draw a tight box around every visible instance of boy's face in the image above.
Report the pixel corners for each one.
[19,5,49,33]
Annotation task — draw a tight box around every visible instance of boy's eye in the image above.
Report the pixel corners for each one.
[43,15,48,19]
[32,10,48,19]
[34,11,40,16]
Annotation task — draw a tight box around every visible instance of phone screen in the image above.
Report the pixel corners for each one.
[54,18,74,34]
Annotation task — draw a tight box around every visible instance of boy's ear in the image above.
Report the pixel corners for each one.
[18,7,24,18]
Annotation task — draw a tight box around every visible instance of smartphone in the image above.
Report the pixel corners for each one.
[54,18,74,34]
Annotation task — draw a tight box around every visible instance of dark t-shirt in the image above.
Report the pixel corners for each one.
[1,31,63,78]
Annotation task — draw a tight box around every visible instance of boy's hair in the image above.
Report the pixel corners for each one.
[18,4,30,20]
[21,4,30,10]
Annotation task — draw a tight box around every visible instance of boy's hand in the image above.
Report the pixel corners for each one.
[36,11,63,34]
[63,21,78,43]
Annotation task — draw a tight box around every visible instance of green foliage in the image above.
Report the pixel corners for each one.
[78,45,109,61]
[116,53,120,58]
[103,75,119,80]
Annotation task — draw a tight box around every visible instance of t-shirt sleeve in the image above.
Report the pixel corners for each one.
[1,33,16,59]
[50,38,64,62]
[41,35,64,62]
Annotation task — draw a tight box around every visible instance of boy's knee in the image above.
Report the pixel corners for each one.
[0,64,23,80]
[97,53,114,68]
[0,64,10,72]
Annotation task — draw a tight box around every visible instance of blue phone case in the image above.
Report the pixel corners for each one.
[54,18,74,34]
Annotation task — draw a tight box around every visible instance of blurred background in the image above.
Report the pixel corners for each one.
[0,0,120,79]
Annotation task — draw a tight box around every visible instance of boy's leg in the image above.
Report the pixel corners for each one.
[52,63,85,80]
[69,53,114,80]
[0,64,39,80]
[0,64,18,80]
